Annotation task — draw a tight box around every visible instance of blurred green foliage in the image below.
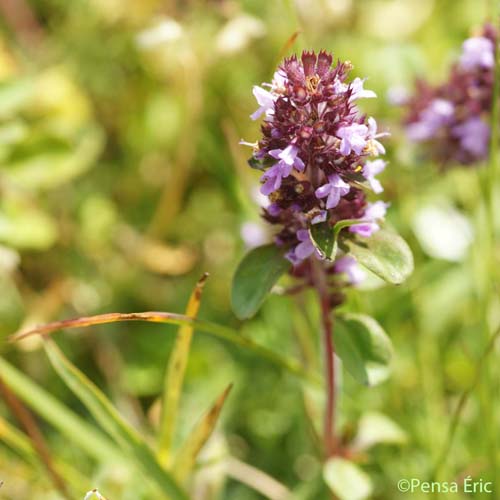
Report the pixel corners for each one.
[0,0,498,498]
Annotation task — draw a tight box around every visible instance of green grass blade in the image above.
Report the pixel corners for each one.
[158,273,208,467]
[0,414,36,460]
[0,356,119,463]
[173,384,232,483]
[43,339,188,500]
[11,312,320,386]
[0,415,90,493]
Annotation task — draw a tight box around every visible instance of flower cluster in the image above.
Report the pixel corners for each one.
[404,24,496,166]
[242,51,390,287]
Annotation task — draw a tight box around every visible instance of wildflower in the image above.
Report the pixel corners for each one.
[404,24,497,166]
[242,49,390,280]
[349,201,389,237]
[286,229,317,264]
[350,77,377,100]
[250,86,276,120]
[337,123,369,156]
[363,159,386,194]
[315,174,350,209]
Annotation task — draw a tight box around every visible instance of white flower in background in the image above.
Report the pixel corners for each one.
[240,221,268,249]
[84,490,107,500]
[216,14,266,55]
[136,18,184,49]
[251,185,270,208]
[386,85,409,105]
[412,203,473,262]
[0,244,20,272]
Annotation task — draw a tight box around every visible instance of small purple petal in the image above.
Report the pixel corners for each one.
[337,123,369,155]
[334,256,366,285]
[315,174,350,209]
[267,203,281,216]
[460,36,494,70]
[349,78,377,100]
[296,229,310,242]
[363,159,386,194]
[349,222,379,237]
[295,239,315,260]
[315,184,332,198]
[251,86,275,120]
[452,117,490,158]
[311,210,327,224]
[364,201,389,220]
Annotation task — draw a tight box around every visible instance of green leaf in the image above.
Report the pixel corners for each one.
[341,228,414,284]
[353,412,407,450]
[0,78,33,119]
[0,415,90,493]
[309,222,336,260]
[323,458,373,500]
[0,357,119,462]
[309,219,363,261]
[335,313,393,386]
[231,244,290,320]
[4,127,104,191]
[0,198,57,250]
[43,340,188,500]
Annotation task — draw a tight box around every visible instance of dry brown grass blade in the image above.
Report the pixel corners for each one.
[226,457,292,500]
[10,311,188,342]
[276,31,301,64]
[0,375,70,499]
[158,273,209,466]
[173,384,233,482]
[9,310,321,385]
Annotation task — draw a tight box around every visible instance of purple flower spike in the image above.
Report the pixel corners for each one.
[363,159,387,194]
[460,36,494,71]
[244,49,390,295]
[337,123,369,156]
[334,256,366,285]
[404,24,497,167]
[315,174,350,209]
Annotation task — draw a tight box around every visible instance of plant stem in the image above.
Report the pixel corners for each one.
[312,259,336,458]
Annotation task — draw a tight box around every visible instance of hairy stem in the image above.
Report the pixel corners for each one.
[312,260,336,458]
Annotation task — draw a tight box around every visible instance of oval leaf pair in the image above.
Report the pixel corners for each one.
[231,244,291,320]
[341,228,414,284]
[335,313,393,386]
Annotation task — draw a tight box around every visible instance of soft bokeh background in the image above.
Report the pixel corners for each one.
[0,0,498,498]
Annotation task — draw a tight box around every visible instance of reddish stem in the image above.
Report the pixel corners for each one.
[312,260,336,458]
